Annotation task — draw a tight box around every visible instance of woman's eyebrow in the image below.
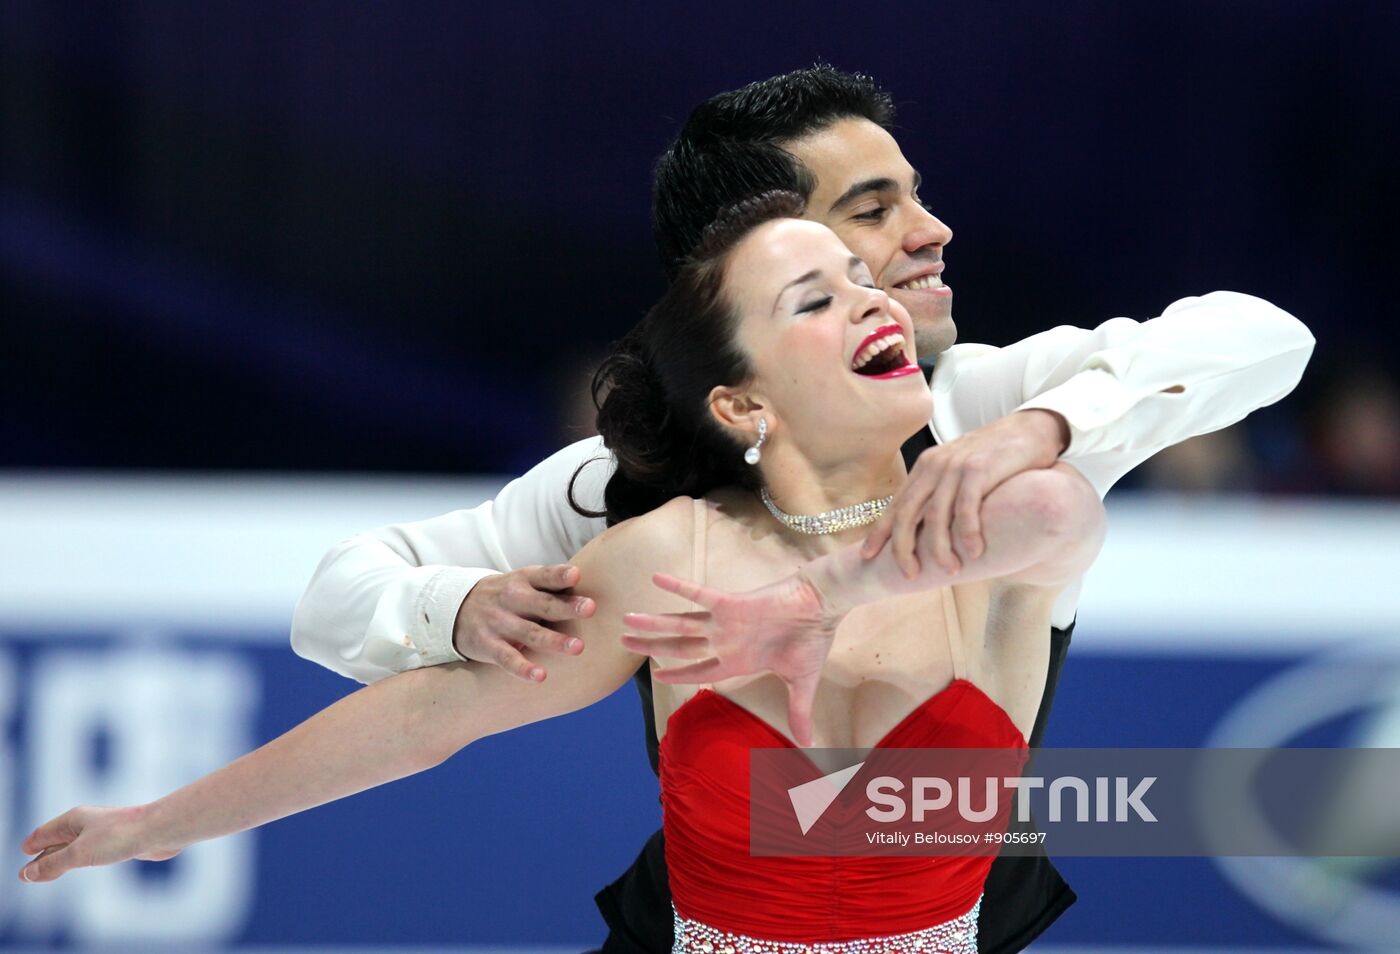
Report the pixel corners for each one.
[773,257,867,313]
[773,269,821,313]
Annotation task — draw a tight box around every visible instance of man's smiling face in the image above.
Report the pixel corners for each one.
[784,118,956,358]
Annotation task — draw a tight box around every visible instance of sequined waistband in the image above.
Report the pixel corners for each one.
[671,896,980,954]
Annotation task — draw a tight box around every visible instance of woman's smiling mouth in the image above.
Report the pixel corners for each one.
[851,324,919,378]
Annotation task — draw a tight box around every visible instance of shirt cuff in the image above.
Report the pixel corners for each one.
[1014,367,1138,458]
[411,566,501,665]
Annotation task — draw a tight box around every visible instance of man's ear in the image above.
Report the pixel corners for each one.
[707,384,768,442]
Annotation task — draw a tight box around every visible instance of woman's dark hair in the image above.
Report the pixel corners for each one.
[569,190,806,526]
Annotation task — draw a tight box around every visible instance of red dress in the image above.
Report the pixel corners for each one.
[658,500,1028,952]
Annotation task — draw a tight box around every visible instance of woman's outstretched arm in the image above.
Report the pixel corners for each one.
[799,461,1106,615]
[18,501,691,884]
[622,463,1105,745]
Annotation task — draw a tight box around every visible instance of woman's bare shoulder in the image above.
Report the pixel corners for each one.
[571,496,700,594]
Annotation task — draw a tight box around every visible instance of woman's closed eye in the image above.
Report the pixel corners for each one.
[797,295,833,315]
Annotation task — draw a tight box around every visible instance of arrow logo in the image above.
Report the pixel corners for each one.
[787,761,866,835]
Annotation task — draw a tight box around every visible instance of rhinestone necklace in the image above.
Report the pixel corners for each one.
[759,485,893,536]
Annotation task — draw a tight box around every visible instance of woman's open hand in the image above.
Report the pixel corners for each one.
[620,570,843,747]
[19,804,179,883]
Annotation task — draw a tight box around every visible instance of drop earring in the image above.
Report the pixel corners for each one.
[744,417,767,465]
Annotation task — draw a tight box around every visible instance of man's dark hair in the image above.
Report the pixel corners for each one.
[652,65,894,279]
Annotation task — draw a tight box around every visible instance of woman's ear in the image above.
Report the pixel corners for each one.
[707,384,768,442]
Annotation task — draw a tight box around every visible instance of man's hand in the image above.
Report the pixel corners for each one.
[20,804,177,884]
[453,565,594,683]
[861,409,1070,578]
[620,570,842,747]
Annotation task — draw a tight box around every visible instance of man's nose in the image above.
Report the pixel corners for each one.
[904,204,953,255]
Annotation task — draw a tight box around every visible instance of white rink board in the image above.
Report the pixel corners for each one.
[2,474,1397,652]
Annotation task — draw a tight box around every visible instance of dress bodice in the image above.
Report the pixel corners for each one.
[658,499,1028,945]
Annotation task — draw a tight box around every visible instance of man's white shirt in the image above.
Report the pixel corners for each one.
[291,291,1315,685]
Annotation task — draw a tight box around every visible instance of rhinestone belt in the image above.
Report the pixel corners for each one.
[672,896,979,954]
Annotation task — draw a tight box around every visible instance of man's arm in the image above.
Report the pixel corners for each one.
[867,290,1315,580]
[934,290,1315,478]
[290,436,613,684]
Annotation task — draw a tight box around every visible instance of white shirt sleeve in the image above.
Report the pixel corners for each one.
[290,436,613,684]
[927,290,1315,627]
[293,291,1314,678]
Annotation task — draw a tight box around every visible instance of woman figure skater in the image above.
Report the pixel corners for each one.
[19,192,1105,952]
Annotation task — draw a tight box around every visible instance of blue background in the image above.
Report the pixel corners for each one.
[3,629,1386,949]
